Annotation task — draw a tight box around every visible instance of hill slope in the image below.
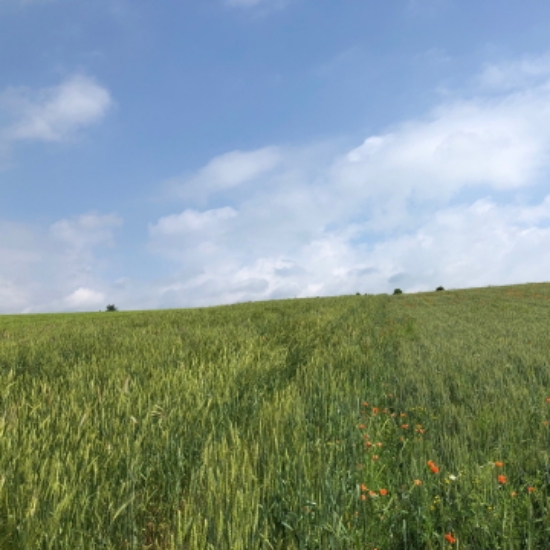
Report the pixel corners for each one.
[1,282,550,548]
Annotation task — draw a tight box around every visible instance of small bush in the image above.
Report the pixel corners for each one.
[393,288,403,295]
[436,286,445,291]
[105,304,118,312]
[356,292,361,296]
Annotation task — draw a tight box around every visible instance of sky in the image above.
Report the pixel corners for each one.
[2,0,550,314]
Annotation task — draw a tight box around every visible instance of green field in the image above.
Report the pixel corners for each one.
[1,283,550,549]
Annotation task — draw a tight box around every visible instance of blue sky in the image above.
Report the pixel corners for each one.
[2,0,550,313]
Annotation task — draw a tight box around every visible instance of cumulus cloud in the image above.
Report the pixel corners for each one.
[142,195,550,310]
[476,53,550,92]
[0,212,122,314]
[47,213,123,306]
[50,212,123,250]
[64,287,106,308]
[149,206,237,236]
[162,147,282,205]
[367,197,550,293]
[4,54,550,314]
[0,278,32,311]
[147,206,239,264]
[334,92,549,204]
[0,74,113,144]
[142,53,550,308]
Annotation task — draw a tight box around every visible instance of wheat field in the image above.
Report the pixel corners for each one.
[1,283,550,549]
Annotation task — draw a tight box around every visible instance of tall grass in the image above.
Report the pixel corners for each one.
[1,284,550,548]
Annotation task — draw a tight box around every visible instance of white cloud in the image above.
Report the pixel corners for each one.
[47,213,123,309]
[142,195,550,309]
[370,197,550,292]
[0,212,122,314]
[163,147,282,205]
[196,147,281,188]
[0,74,113,144]
[64,287,105,307]
[4,54,550,314]
[477,53,550,92]
[0,278,32,310]
[50,212,123,250]
[149,206,238,236]
[141,53,550,307]
[334,92,549,204]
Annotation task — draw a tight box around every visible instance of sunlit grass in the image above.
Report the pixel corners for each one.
[1,283,550,548]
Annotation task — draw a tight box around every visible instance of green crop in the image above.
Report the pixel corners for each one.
[0,283,549,549]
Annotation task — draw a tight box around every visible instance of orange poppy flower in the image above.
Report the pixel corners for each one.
[360,483,368,492]
[427,460,439,474]
[445,532,457,544]
[494,461,504,468]
[528,486,535,493]
[497,475,507,484]
[358,424,366,430]
[379,488,388,496]
[372,455,379,461]
[413,479,422,486]
[401,424,409,429]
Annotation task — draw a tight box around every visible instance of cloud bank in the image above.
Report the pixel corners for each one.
[0,213,122,314]
[2,54,550,313]
[142,52,550,308]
